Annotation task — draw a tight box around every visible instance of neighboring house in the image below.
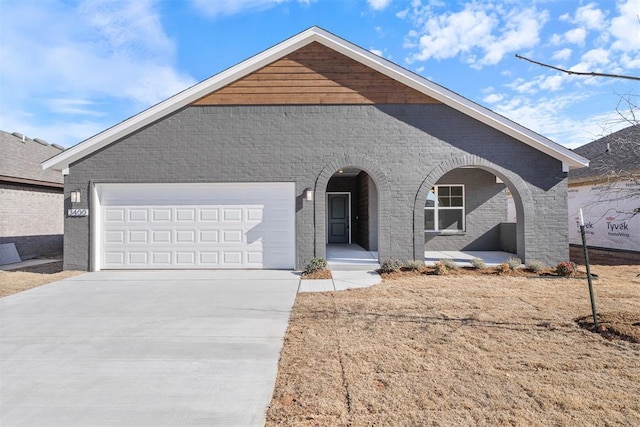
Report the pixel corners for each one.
[43,27,588,271]
[568,124,640,253]
[0,130,65,259]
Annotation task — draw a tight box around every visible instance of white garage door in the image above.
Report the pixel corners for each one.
[95,183,295,270]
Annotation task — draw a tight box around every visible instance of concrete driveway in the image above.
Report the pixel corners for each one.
[0,270,300,426]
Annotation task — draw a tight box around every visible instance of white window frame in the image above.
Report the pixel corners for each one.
[424,184,465,233]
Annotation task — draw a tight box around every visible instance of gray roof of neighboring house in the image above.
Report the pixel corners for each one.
[0,130,64,187]
[569,124,640,183]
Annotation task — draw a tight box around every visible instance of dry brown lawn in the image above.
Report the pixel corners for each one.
[267,265,640,426]
[0,262,83,298]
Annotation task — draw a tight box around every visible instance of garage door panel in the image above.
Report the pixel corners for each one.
[98,183,294,269]
[129,209,148,221]
[199,209,220,221]
[105,231,125,244]
[105,252,125,265]
[105,208,125,222]
[152,230,172,243]
[222,229,244,244]
[199,230,219,243]
[152,252,172,265]
[223,251,243,265]
[176,208,196,221]
[175,230,196,243]
[176,252,196,265]
[152,209,172,222]
[200,252,219,265]
[223,208,243,221]
[129,230,149,243]
[129,252,148,264]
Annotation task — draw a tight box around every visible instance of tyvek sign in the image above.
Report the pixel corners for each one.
[568,180,640,252]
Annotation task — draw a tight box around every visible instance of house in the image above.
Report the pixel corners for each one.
[1,130,65,260]
[568,124,640,253]
[43,27,588,271]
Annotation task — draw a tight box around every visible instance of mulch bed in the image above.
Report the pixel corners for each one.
[379,266,595,280]
[576,312,640,344]
[300,268,332,279]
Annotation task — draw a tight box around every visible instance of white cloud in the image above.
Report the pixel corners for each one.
[408,3,497,62]
[549,33,563,45]
[538,75,566,91]
[46,99,105,117]
[564,27,587,45]
[368,0,392,11]
[481,7,548,67]
[190,0,311,17]
[552,48,572,61]
[609,0,640,52]
[581,48,610,66]
[574,3,606,30]
[370,48,384,57]
[405,3,548,68]
[0,0,195,146]
[505,73,571,94]
[483,93,504,103]
[492,92,593,145]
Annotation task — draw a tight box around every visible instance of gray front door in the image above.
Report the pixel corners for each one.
[328,194,350,244]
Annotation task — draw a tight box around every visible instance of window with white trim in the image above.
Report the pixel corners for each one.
[425,185,465,232]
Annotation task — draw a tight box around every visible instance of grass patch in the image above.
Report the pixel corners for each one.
[0,263,83,298]
[268,264,640,426]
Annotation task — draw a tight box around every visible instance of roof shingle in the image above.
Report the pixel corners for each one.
[569,124,640,183]
[0,130,64,186]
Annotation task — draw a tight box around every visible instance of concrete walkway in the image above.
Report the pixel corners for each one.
[298,270,382,293]
[0,270,299,427]
[0,258,62,271]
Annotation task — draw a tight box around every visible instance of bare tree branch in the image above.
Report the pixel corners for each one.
[515,54,640,81]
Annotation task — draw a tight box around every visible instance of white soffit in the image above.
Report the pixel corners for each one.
[42,26,589,172]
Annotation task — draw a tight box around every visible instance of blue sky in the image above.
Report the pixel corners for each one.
[1,0,638,149]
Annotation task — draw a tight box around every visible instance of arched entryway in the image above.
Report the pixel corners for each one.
[413,155,534,263]
[313,155,391,263]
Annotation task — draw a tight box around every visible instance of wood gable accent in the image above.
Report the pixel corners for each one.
[192,42,440,105]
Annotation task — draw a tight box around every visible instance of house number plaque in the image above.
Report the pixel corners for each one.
[67,209,89,217]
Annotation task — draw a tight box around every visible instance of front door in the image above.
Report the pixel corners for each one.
[328,193,350,244]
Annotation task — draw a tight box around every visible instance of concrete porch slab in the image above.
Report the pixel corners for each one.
[424,251,518,267]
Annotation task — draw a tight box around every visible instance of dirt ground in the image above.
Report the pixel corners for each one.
[0,262,83,298]
[267,264,640,426]
[570,246,640,266]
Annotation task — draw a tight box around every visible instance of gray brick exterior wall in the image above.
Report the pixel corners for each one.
[64,104,569,270]
[0,183,64,258]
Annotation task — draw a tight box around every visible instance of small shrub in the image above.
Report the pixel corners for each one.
[434,261,449,275]
[496,262,511,275]
[556,261,577,277]
[403,259,425,271]
[380,258,404,274]
[471,257,486,270]
[526,260,547,273]
[304,257,327,274]
[441,258,460,270]
[506,257,522,270]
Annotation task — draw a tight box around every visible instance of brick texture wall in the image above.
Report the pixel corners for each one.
[64,104,568,270]
[0,183,64,258]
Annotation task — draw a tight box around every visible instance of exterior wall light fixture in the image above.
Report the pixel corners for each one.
[70,189,81,204]
[305,188,314,201]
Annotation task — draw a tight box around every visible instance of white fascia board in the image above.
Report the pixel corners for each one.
[43,26,589,171]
